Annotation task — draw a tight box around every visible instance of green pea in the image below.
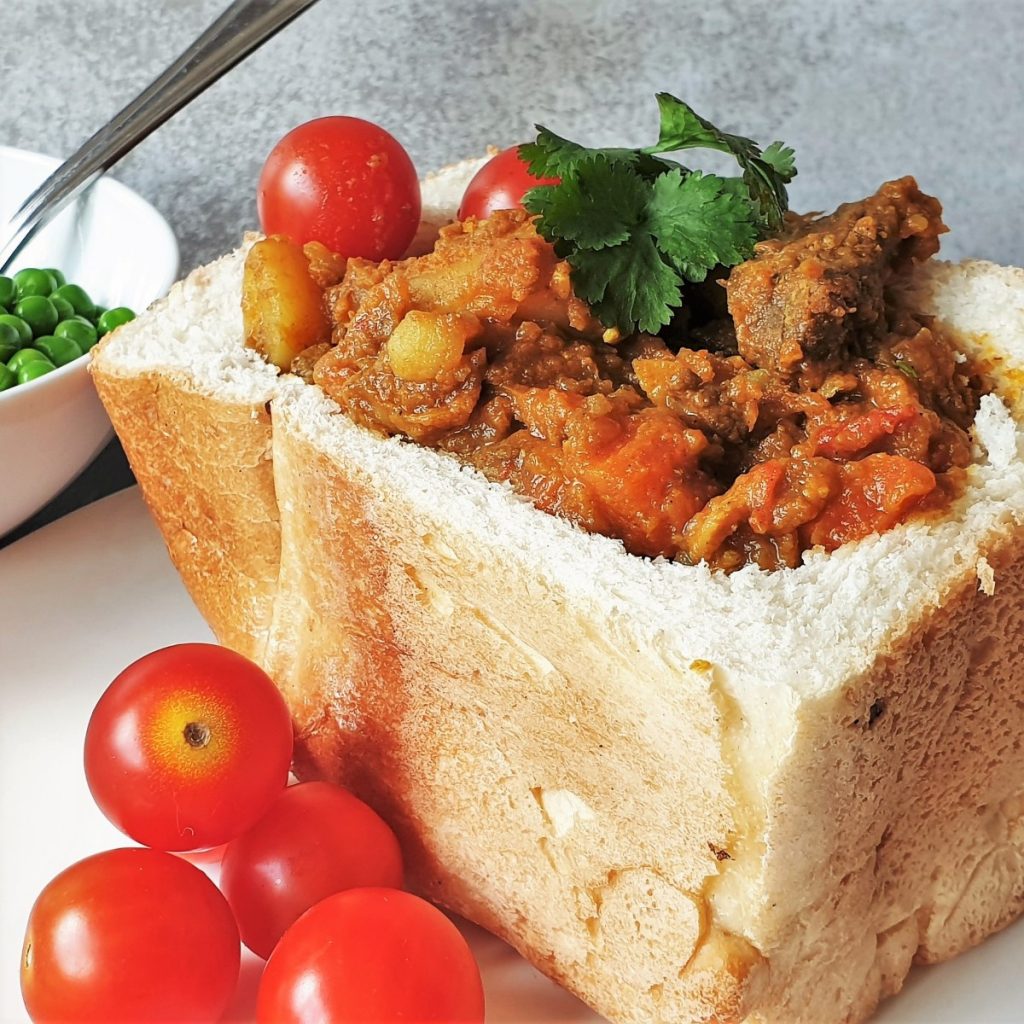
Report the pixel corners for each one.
[51,295,75,321]
[97,306,136,337]
[0,313,31,346]
[15,296,58,338]
[43,268,66,288]
[17,359,56,384]
[90,305,107,324]
[13,268,56,299]
[55,318,98,353]
[0,364,15,391]
[7,347,51,372]
[0,322,19,363]
[51,283,93,316]
[0,276,14,309]
[35,334,82,367]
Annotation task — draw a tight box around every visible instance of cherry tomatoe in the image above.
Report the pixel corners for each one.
[457,144,561,221]
[21,848,240,1023]
[84,643,293,851]
[257,888,485,1024]
[220,780,404,959]
[258,116,421,261]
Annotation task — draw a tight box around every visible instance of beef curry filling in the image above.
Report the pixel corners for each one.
[248,176,985,572]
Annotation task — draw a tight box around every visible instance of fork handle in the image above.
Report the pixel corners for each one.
[0,0,320,273]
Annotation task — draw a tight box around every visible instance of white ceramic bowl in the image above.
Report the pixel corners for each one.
[0,146,178,537]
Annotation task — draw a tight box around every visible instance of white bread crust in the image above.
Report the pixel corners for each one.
[90,166,1024,1024]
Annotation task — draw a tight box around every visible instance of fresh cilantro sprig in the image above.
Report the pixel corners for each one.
[520,93,797,335]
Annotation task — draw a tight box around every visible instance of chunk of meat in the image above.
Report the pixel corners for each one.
[884,324,979,430]
[726,177,945,373]
[797,353,975,471]
[332,272,412,366]
[486,321,615,396]
[633,348,815,446]
[635,350,761,444]
[437,393,516,455]
[325,257,394,330]
[406,213,555,321]
[469,432,605,533]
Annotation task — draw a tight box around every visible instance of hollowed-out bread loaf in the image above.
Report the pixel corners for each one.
[90,159,1024,1024]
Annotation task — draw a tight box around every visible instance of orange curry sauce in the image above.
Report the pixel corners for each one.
[244,177,983,572]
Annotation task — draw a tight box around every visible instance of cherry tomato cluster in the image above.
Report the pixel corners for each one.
[21,643,485,1023]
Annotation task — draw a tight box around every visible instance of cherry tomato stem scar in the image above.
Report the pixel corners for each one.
[147,690,236,776]
[184,722,211,749]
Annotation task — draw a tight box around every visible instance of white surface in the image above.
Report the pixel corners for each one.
[0,146,179,537]
[0,489,1022,1023]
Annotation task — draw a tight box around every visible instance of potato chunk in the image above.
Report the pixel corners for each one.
[386,311,481,382]
[242,236,329,370]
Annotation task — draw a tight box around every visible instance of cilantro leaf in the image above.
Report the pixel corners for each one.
[741,157,791,231]
[523,157,647,250]
[520,127,593,178]
[518,92,798,335]
[645,169,758,282]
[649,92,762,161]
[718,176,754,199]
[645,92,792,230]
[570,236,682,335]
[762,141,797,183]
[522,127,680,181]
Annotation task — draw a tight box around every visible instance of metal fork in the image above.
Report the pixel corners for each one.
[0,0,321,273]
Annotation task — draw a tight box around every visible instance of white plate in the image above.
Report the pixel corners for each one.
[1,489,1022,1023]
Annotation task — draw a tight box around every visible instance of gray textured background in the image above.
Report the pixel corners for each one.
[1,0,1022,539]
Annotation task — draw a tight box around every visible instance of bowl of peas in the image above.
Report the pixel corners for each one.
[0,145,178,537]
[0,268,136,391]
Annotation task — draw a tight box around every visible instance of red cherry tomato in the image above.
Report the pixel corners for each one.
[21,848,240,1023]
[457,144,560,221]
[221,781,405,959]
[84,643,293,851]
[256,888,485,1024]
[258,116,421,260]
